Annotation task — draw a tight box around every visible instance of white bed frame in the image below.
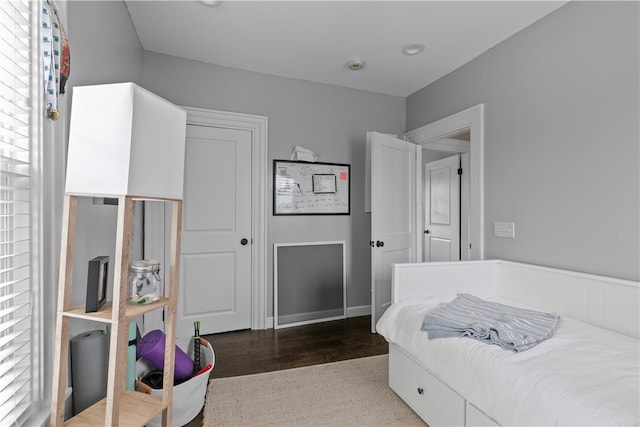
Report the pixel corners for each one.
[388,260,639,426]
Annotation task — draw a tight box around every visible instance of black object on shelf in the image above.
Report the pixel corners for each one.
[85,256,108,312]
[193,321,201,375]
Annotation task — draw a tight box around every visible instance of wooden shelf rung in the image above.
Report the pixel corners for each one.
[64,390,167,427]
[61,299,171,323]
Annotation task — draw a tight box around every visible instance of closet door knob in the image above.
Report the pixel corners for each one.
[376,240,384,247]
[417,387,424,395]
[240,238,248,246]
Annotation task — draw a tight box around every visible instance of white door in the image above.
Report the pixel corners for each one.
[178,124,252,336]
[370,132,417,333]
[424,155,461,262]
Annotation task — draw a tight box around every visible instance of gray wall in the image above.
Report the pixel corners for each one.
[141,51,405,315]
[67,1,143,87]
[276,243,345,325]
[59,1,637,331]
[407,1,639,281]
[64,1,144,334]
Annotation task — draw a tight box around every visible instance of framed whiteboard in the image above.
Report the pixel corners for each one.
[273,160,350,215]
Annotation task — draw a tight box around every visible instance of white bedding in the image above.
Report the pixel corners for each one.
[377,295,640,426]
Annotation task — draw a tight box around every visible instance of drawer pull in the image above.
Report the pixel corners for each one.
[417,387,424,395]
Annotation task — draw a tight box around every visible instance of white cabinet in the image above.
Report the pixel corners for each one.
[388,344,465,426]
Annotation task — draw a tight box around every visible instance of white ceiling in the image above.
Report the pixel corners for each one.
[125,1,567,97]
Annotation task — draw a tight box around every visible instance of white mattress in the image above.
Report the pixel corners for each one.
[377,295,640,426]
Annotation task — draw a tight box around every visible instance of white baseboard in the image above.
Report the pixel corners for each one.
[276,309,345,328]
[347,305,371,317]
[264,305,371,330]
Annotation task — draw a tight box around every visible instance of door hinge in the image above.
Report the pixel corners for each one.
[458,168,463,175]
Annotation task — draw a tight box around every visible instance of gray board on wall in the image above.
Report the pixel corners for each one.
[275,242,346,328]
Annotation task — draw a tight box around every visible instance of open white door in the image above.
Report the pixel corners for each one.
[424,154,461,262]
[370,132,417,333]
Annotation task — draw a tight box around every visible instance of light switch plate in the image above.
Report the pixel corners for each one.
[494,221,515,238]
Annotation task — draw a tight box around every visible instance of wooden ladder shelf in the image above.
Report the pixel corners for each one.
[50,194,182,427]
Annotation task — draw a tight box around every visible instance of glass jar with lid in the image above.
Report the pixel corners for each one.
[128,260,162,304]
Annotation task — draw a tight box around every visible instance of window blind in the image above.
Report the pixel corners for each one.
[0,0,37,425]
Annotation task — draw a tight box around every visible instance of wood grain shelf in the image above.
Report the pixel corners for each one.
[62,299,171,323]
[65,390,166,427]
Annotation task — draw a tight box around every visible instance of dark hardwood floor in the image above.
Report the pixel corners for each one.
[185,315,388,426]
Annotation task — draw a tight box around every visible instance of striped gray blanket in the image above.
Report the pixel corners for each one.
[421,294,560,352]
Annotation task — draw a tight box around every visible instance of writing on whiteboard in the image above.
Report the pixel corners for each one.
[274,161,350,215]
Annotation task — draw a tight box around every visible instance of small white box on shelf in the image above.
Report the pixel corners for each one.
[65,82,187,200]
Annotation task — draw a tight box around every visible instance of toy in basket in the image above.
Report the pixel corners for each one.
[135,331,215,427]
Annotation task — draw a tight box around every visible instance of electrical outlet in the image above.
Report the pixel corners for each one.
[494,221,515,238]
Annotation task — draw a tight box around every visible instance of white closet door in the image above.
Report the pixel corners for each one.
[424,154,461,262]
[370,132,417,333]
[178,124,252,335]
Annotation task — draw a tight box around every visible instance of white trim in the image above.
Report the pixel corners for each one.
[424,138,470,153]
[414,145,423,261]
[266,304,370,329]
[405,104,484,260]
[276,310,346,329]
[347,305,371,317]
[266,316,275,329]
[31,0,45,412]
[460,153,471,260]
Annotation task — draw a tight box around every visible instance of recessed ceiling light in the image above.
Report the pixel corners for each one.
[199,0,223,6]
[346,59,366,71]
[401,43,425,56]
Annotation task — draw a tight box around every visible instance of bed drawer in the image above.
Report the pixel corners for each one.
[389,344,465,426]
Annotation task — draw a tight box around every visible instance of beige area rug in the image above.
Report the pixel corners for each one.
[203,355,425,426]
